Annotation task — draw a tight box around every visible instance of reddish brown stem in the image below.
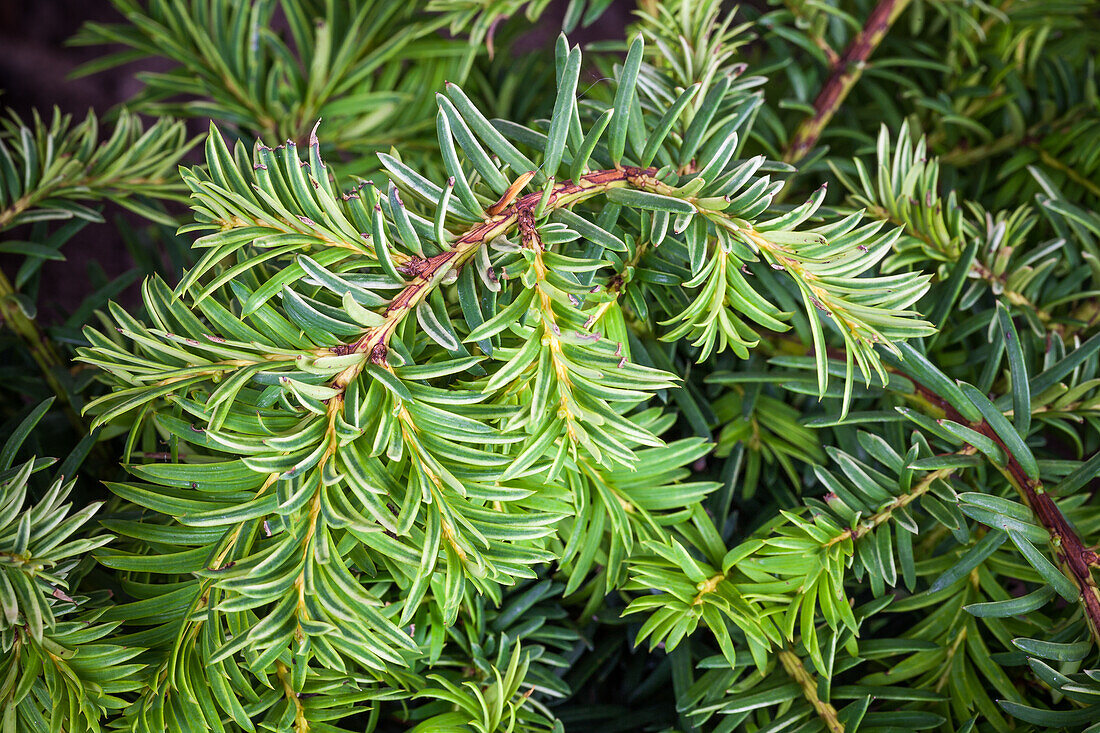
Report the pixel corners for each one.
[913,384,1100,644]
[784,0,912,164]
[328,166,656,390]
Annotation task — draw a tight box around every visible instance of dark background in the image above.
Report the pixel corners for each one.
[0,1,145,119]
[0,0,175,318]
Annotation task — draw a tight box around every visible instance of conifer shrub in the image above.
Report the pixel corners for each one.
[2,1,1100,730]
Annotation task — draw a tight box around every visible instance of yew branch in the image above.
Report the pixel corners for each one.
[784,0,912,164]
[778,649,845,733]
[328,166,657,390]
[912,383,1100,645]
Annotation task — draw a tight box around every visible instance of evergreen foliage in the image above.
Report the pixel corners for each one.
[1,0,1100,731]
